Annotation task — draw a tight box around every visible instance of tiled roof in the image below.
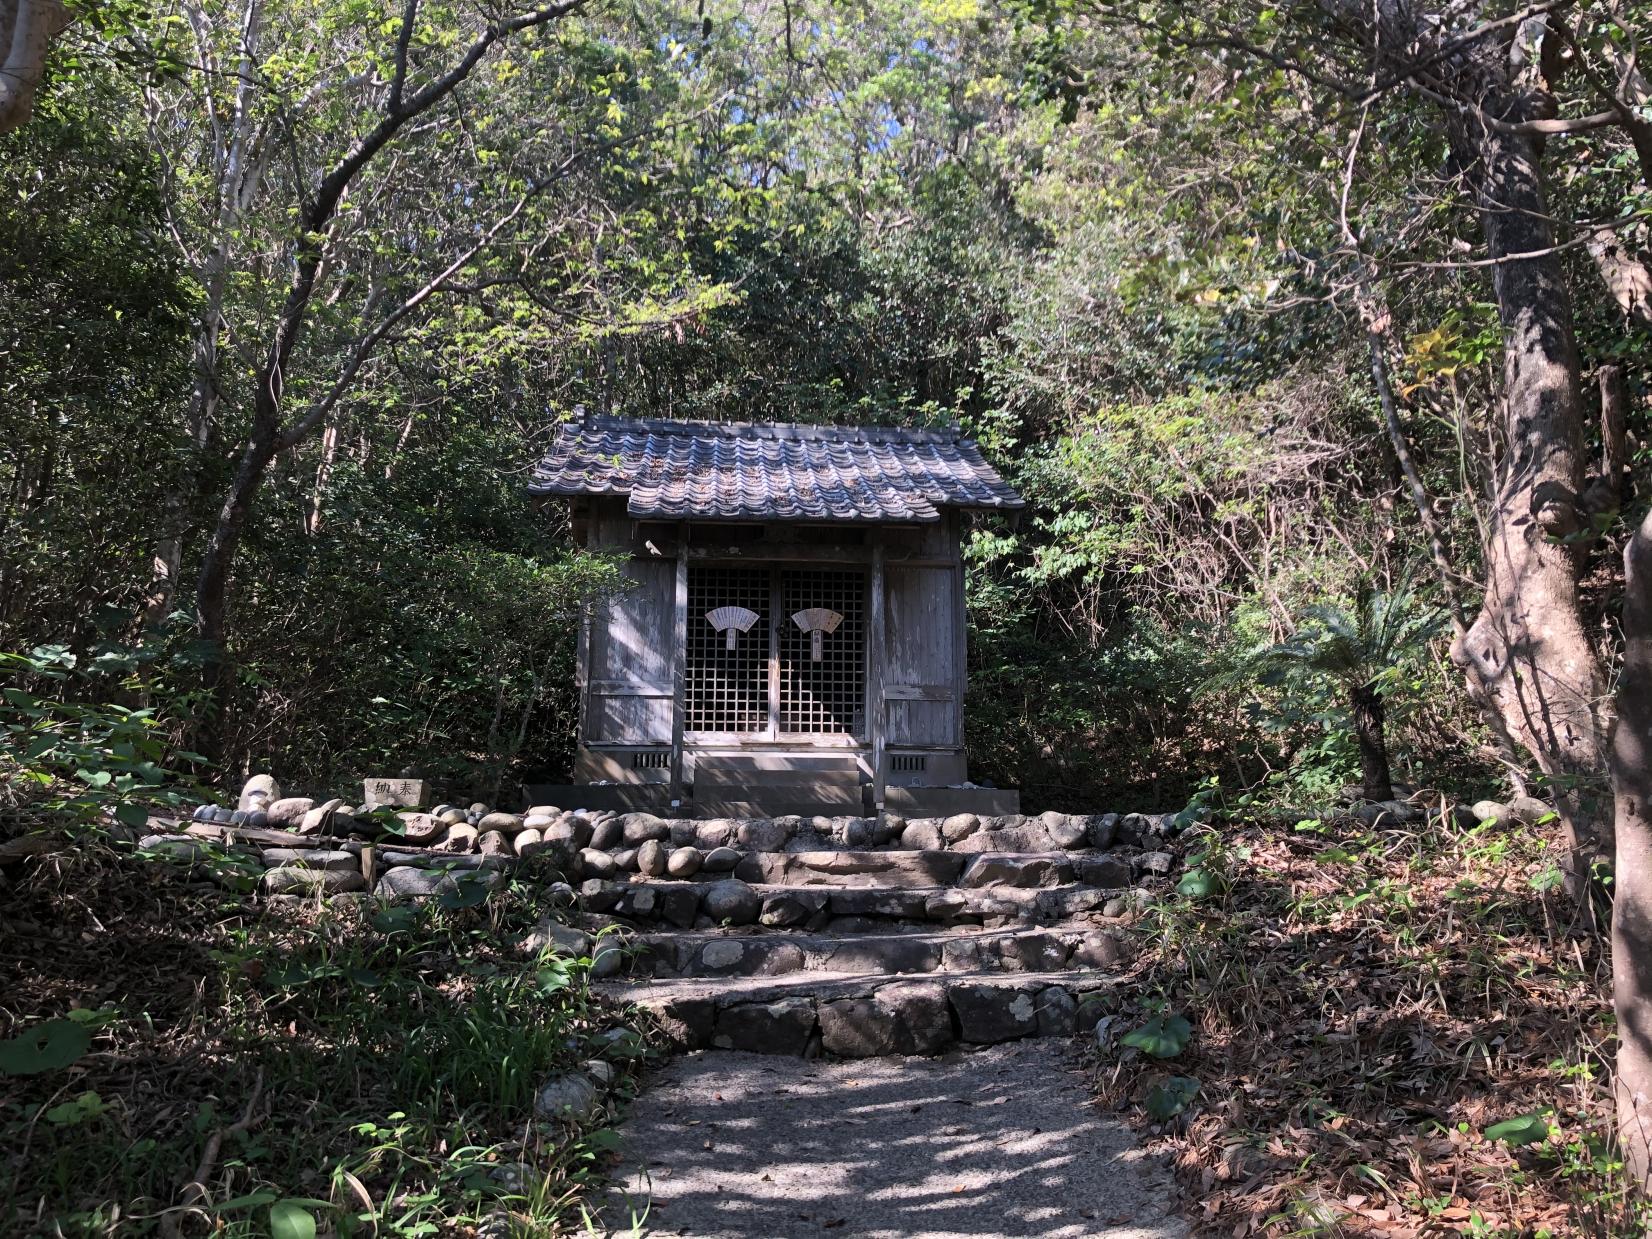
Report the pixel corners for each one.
[528,416,1024,523]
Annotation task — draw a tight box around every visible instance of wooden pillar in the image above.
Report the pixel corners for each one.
[767,567,782,739]
[669,525,688,805]
[950,513,968,769]
[574,518,596,760]
[869,534,887,811]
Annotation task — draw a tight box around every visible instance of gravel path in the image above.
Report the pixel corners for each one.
[596,1040,1185,1238]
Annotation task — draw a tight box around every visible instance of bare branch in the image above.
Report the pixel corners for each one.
[389,0,419,109]
[255,0,590,432]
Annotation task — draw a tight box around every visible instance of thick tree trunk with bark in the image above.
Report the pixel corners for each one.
[1309,0,1614,883]
[1614,510,1652,1187]
[0,0,70,134]
[1446,118,1610,889]
[1600,365,1631,507]
[1349,683,1394,804]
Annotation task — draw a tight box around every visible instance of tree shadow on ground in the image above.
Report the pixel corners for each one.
[597,1040,1182,1239]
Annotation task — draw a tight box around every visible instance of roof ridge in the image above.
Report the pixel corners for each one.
[528,414,1024,521]
[584,414,968,445]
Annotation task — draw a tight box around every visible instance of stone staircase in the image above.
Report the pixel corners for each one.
[569,808,1176,1059]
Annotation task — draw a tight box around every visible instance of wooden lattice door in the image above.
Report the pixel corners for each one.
[684,564,867,739]
[685,566,770,735]
[779,568,865,736]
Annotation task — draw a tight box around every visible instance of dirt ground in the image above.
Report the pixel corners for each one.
[598,1039,1185,1238]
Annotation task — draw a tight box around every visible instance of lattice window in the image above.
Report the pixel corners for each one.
[686,567,769,733]
[891,754,927,773]
[780,568,865,735]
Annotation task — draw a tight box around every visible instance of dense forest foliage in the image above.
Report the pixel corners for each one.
[16,0,1644,813]
[6,0,1652,1221]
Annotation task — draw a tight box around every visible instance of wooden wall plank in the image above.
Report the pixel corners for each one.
[586,556,674,744]
[883,561,961,748]
[766,570,782,738]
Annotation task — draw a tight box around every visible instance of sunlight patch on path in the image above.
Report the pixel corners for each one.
[597,1040,1184,1238]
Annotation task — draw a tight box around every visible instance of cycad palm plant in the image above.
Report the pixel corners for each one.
[1245,579,1447,803]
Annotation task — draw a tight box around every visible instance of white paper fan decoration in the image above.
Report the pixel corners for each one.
[790,608,843,661]
[705,605,759,651]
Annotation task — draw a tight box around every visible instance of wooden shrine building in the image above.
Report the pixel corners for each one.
[528,416,1024,818]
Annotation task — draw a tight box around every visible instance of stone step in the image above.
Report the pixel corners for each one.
[580,846,1136,890]
[600,967,1121,1057]
[736,848,966,888]
[626,923,1128,980]
[578,879,1138,930]
[730,849,1133,890]
[692,753,863,783]
[691,796,867,820]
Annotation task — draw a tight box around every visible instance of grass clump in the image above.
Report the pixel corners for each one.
[0,839,651,1237]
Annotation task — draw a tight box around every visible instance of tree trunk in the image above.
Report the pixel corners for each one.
[140,0,264,635]
[1601,365,1631,507]
[1587,229,1652,331]
[174,0,586,770]
[193,418,282,767]
[1447,116,1611,890]
[1302,0,1614,890]
[1349,683,1394,804]
[305,422,340,536]
[0,0,70,134]
[1613,509,1652,1187]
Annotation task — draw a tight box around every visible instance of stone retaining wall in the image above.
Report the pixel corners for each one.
[156,773,1189,906]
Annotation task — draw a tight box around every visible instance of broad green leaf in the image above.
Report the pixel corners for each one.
[114,802,149,827]
[584,1127,623,1152]
[269,1200,318,1239]
[44,1091,106,1125]
[1485,1113,1551,1147]
[371,905,418,933]
[438,876,493,909]
[63,1007,118,1027]
[1121,1014,1192,1058]
[1145,1075,1200,1121]
[536,964,572,995]
[0,1019,92,1075]
[1176,868,1220,899]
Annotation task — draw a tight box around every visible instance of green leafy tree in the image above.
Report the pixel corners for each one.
[0,79,191,655]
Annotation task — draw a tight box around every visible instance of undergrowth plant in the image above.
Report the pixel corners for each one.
[1207,577,1447,804]
[1,845,652,1238]
[1,645,199,836]
[1098,800,1640,1236]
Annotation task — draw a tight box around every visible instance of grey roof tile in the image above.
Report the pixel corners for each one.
[528,416,1023,523]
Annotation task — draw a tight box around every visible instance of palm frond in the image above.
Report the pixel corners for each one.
[1245,572,1447,688]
